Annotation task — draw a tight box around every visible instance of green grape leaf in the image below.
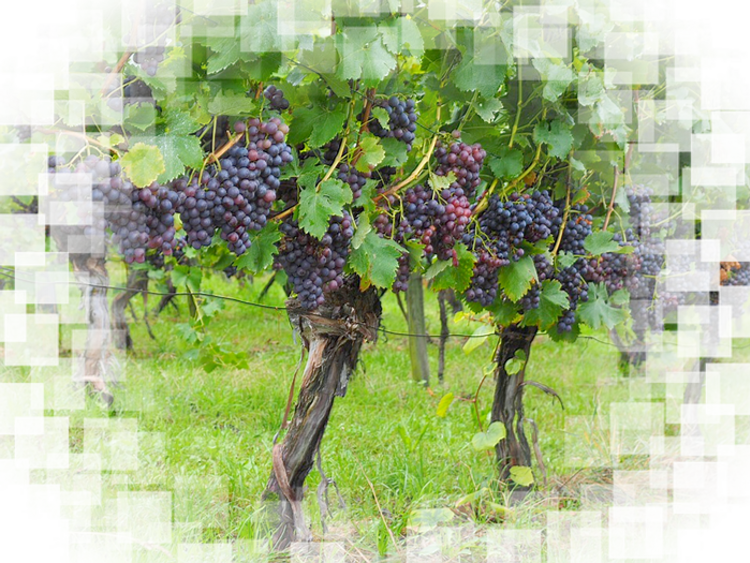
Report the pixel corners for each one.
[235,223,281,274]
[578,283,627,330]
[521,280,570,330]
[471,422,506,451]
[379,16,425,57]
[498,255,538,302]
[348,230,403,289]
[436,392,454,418]
[152,135,204,183]
[532,58,575,102]
[296,157,326,191]
[298,179,353,239]
[351,213,372,250]
[208,91,256,116]
[429,171,457,193]
[337,26,396,81]
[165,110,202,136]
[379,137,410,168]
[578,67,605,106]
[463,324,495,354]
[427,244,476,293]
[240,0,282,53]
[290,105,347,148]
[584,231,621,255]
[474,97,505,123]
[489,147,524,179]
[487,298,521,326]
[354,135,385,173]
[509,466,534,487]
[120,143,165,187]
[556,251,578,270]
[206,37,241,74]
[370,106,391,129]
[533,120,574,160]
[123,103,156,132]
[453,37,508,98]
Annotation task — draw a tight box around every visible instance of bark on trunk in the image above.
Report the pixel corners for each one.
[44,196,117,404]
[406,271,429,385]
[682,336,719,457]
[112,266,149,350]
[492,323,538,483]
[263,276,381,550]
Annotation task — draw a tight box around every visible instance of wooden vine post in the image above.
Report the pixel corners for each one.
[262,276,381,549]
[682,333,719,457]
[406,271,430,385]
[491,323,538,483]
[44,195,118,404]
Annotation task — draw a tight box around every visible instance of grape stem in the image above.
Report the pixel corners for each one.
[551,167,572,256]
[205,132,244,164]
[602,140,635,231]
[99,0,146,96]
[38,129,122,157]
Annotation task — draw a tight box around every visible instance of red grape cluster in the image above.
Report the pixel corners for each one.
[35,22,60,55]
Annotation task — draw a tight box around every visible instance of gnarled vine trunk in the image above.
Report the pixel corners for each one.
[112,266,149,350]
[263,276,381,550]
[682,335,719,457]
[492,323,538,482]
[44,195,117,404]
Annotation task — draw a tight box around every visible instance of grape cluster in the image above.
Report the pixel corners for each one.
[264,85,290,111]
[584,231,643,294]
[13,115,34,142]
[177,117,293,256]
[368,96,418,151]
[433,141,487,199]
[463,251,502,306]
[123,0,182,76]
[337,164,370,202]
[35,22,59,55]
[721,262,750,286]
[275,213,354,309]
[48,155,183,265]
[105,74,156,112]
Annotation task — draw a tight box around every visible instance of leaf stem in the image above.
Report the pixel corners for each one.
[508,66,523,148]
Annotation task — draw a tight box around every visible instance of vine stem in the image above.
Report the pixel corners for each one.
[205,132,243,163]
[99,0,146,96]
[508,66,523,148]
[503,142,543,195]
[38,129,121,157]
[602,140,635,231]
[373,104,442,204]
[551,169,572,256]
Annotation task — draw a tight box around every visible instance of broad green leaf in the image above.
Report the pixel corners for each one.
[152,135,204,183]
[488,298,521,326]
[556,251,578,270]
[505,349,526,375]
[436,392,454,418]
[240,0,282,53]
[371,106,390,129]
[498,255,538,302]
[584,231,621,255]
[429,171,457,193]
[471,422,506,451]
[165,110,202,136]
[206,37,241,74]
[428,244,476,293]
[532,58,575,102]
[521,280,570,329]
[578,67,605,106]
[489,147,524,179]
[509,466,534,487]
[235,224,281,273]
[175,322,200,345]
[379,17,425,57]
[379,137,410,168]
[298,179,353,239]
[354,135,385,173]
[120,143,165,187]
[290,105,347,148]
[351,213,372,250]
[453,30,508,98]
[348,230,403,289]
[463,324,495,354]
[474,97,505,123]
[533,120,574,160]
[578,283,627,330]
[409,508,454,527]
[337,26,396,81]
[208,91,256,116]
[123,103,156,132]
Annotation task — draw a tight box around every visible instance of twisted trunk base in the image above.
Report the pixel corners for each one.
[682,337,719,457]
[112,266,149,350]
[492,323,538,483]
[262,277,381,550]
[44,195,117,404]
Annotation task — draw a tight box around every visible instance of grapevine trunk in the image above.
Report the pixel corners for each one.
[262,276,381,549]
[112,267,149,350]
[491,323,538,483]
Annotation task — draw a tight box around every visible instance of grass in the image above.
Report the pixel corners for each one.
[1,264,703,560]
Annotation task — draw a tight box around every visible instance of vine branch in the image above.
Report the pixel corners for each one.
[99,0,146,96]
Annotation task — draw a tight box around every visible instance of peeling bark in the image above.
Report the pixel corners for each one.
[682,336,719,457]
[491,323,538,483]
[112,266,149,350]
[262,276,381,549]
[44,195,117,404]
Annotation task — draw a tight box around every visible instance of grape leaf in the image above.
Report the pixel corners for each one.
[298,179,353,239]
[208,91,256,116]
[498,255,538,302]
[556,251,578,270]
[235,224,281,273]
[533,120,574,160]
[378,16,425,57]
[152,135,204,183]
[348,230,402,289]
[578,66,605,106]
[123,103,156,132]
[471,422,506,451]
[337,26,396,81]
[584,231,621,255]
[290,105,347,148]
[532,58,575,102]
[207,37,241,74]
[371,106,390,129]
[354,135,385,173]
[165,110,202,136]
[578,283,627,330]
[489,147,523,179]
[453,30,508,98]
[379,137,410,168]
[427,244,476,293]
[474,97,505,123]
[521,280,570,330]
[240,0,282,53]
[463,324,495,354]
[120,143,165,187]
[436,392,454,418]
[509,466,534,487]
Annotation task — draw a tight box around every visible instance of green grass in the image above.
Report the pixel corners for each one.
[1,267,677,559]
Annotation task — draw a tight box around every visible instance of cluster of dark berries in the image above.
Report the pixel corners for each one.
[35,22,59,55]
[264,85,290,111]
[123,0,182,76]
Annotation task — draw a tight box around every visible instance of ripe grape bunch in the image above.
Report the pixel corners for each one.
[123,0,182,76]
[275,213,354,310]
[47,155,183,264]
[35,22,59,55]
[177,117,293,256]
[368,96,418,151]
[264,85,290,111]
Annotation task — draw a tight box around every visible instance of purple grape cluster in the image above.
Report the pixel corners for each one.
[368,96,418,150]
[275,213,354,309]
[48,155,182,265]
[337,163,370,201]
[264,85,290,111]
[433,141,487,199]
[123,0,182,76]
[177,117,293,256]
[35,22,60,55]
[13,115,34,142]
[105,69,156,112]
[464,251,502,306]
